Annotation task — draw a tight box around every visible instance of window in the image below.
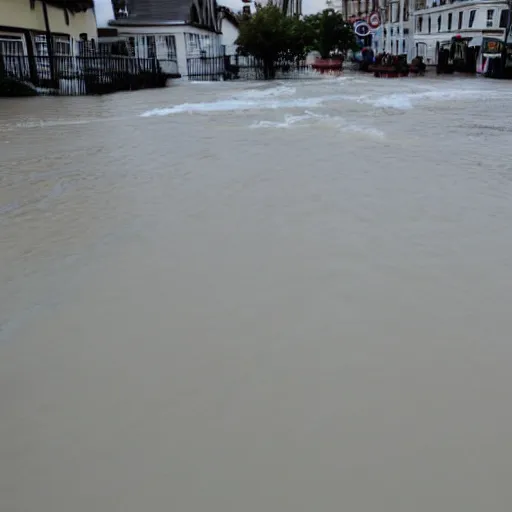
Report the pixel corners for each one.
[469,10,476,28]
[186,33,201,55]
[448,13,452,31]
[487,9,494,28]
[0,33,29,77]
[0,33,26,55]
[428,16,432,33]
[146,35,156,58]
[34,35,49,56]
[392,3,399,22]
[458,11,463,30]
[185,33,216,57]
[156,35,177,60]
[33,34,71,56]
[417,16,423,32]
[54,36,71,56]
[499,9,511,28]
[438,15,442,32]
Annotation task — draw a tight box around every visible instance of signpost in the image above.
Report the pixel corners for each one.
[502,1,512,76]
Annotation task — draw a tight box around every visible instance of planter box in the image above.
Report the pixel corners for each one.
[311,58,343,74]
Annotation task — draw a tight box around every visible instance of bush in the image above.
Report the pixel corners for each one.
[0,77,38,97]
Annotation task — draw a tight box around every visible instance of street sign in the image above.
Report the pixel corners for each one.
[368,11,381,29]
[354,21,371,38]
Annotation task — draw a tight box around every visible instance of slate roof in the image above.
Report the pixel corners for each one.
[45,0,94,11]
[126,0,193,22]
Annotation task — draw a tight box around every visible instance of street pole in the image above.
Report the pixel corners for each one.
[41,1,56,86]
[501,0,511,76]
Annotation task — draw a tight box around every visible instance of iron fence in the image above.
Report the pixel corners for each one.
[187,53,314,81]
[0,54,178,96]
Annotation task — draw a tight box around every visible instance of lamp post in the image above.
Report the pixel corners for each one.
[502,0,512,77]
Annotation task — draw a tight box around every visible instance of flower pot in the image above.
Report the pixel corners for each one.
[311,58,343,74]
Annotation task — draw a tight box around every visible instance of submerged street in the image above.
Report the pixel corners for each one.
[1,74,512,512]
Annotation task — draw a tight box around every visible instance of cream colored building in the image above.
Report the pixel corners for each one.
[0,0,97,57]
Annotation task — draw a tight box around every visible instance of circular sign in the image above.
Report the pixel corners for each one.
[354,21,371,38]
[368,11,381,29]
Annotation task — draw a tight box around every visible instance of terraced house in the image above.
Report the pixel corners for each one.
[0,0,97,58]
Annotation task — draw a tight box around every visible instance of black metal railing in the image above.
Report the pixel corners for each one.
[187,53,313,81]
[0,54,178,96]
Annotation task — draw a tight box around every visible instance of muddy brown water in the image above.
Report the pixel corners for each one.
[1,75,512,512]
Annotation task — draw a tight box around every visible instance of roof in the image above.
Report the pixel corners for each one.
[124,0,195,22]
[46,0,94,11]
[218,6,240,28]
[111,0,220,31]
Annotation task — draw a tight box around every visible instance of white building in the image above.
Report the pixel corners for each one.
[413,0,511,65]
[326,1,392,56]
[217,6,240,54]
[380,0,414,58]
[107,0,222,78]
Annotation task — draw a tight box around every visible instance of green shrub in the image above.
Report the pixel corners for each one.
[0,77,38,97]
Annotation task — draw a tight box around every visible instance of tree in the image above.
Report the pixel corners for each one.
[304,9,356,59]
[235,4,312,78]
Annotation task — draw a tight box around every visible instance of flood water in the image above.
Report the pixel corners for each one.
[1,75,511,512]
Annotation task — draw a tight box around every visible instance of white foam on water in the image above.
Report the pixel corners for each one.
[189,81,225,85]
[414,88,502,101]
[341,124,385,138]
[234,85,297,99]
[365,86,508,111]
[250,110,385,139]
[141,82,512,119]
[250,114,309,129]
[371,94,414,110]
[141,96,326,117]
[317,76,352,84]
[250,111,323,129]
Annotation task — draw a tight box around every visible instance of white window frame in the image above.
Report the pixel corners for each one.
[0,32,30,78]
[0,32,28,55]
[156,35,177,61]
[54,36,72,56]
[33,34,72,57]
[186,33,201,56]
